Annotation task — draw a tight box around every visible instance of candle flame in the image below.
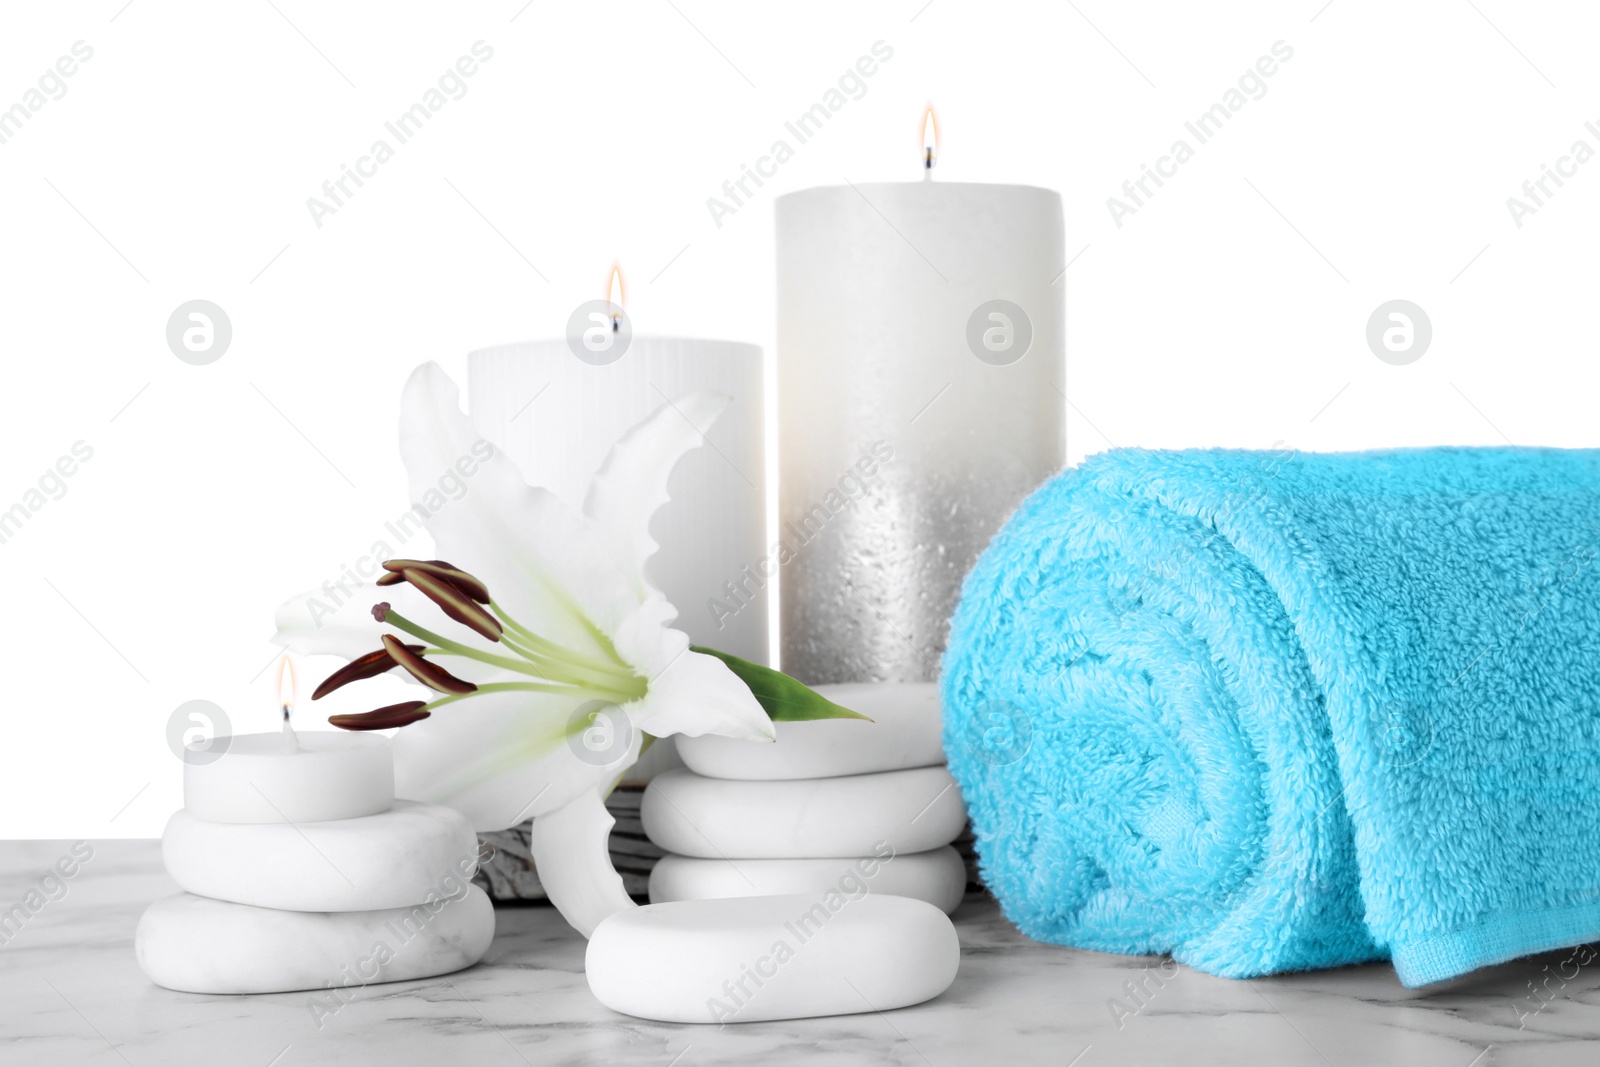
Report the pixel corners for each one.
[605,263,626,331]
[920,105,939,174]
[277,654,298,723]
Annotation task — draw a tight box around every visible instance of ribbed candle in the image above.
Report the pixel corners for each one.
[467,338,767,665]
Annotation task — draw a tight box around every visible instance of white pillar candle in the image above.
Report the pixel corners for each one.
[775,181,1064,683]
[183,732,393,824]
[469,337,767,665]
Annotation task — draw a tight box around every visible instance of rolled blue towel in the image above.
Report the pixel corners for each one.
[942,446,1600,986]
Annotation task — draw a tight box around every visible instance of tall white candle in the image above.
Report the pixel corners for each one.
[775,180,1064,684]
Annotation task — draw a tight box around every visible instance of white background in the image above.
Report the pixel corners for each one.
[2,0,1594,838]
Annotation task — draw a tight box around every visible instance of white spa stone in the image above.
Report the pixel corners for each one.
[184,731,394,824]
[135,887,494,995]
[649,846,967,914]
[677,682,946,781]
[162,800,480,912]
[641,766,965,859]
[586,893,960,1024]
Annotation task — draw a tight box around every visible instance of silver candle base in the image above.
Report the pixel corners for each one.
[779,454,1061,684]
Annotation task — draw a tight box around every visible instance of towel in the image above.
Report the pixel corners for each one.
[941,446,1600,986]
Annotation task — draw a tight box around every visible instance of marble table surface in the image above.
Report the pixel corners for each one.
[4,841,1599,1067]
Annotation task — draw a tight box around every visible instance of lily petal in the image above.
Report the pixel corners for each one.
[583,391,731,602]
[525,784,637,937]
[609,595,772,741]
[607,593,687,678]
[398,363,641,655]
[392,687,640,830]
[276,364,783,943]
[633,653,774,743]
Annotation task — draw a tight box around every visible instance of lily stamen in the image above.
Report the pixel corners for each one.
[329,701,432,730]
[417,680,596,711]
[496,630,646,698]
[311,642,424,700]
[381,558,490,603]
[382,635,477,695]
[487,600,638,680]
[399,566,504,642]
[373,604,632,696]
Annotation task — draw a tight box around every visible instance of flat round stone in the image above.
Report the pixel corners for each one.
[587,893,960,1023]
[642,766,965,858]
[677,682,944,780]
[162,800,480,912]
[135,887,494,995]
[649,846,966,914]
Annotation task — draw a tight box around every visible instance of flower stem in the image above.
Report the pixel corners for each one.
[420,681,588,712]
[487,598,647,700]
[488,600,633,676]
[498,631,645,697]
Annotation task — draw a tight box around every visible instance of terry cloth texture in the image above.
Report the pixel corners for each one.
[941,446,1600,986]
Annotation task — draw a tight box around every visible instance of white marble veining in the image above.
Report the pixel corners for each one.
[3,841,1599,1065]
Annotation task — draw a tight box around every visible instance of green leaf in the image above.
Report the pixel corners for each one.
[691,646,873,723]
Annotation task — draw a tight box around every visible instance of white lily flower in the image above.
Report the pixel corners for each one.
[274,361,774,936]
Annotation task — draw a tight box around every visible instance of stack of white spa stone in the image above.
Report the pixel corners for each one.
[585,683,964,1023]
[135,752,494,996]
[642,682,968,914]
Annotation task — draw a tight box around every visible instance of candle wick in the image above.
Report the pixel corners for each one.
[282,704,301,752]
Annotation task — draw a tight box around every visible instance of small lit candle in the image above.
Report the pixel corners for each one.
[183,656,394,824]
